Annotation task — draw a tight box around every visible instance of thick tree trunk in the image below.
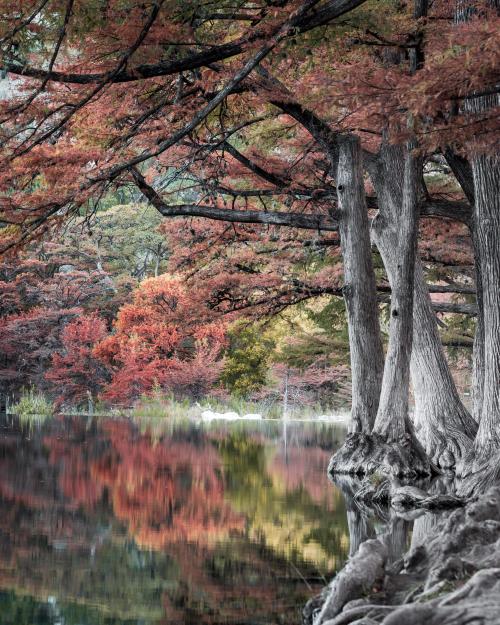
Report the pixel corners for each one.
[451,0,499,437]
[371,146,475,469]
[372,145,419,438]
[336,135,384,433]
[377,252,477,468]
[367,144,432,476]
[410,262,478,466]
[471,154,500,459]
[471,306,485,423]
[329,143,432,478]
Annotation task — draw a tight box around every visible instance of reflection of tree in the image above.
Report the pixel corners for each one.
[270,446,339,506]
[45,418,244,548]
[0,417,351,625]
[331,476,377,557]
[160,539,323,625]
[219,433,350,572]
[332,475,415,565]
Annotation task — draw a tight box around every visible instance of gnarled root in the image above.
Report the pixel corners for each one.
[328,432,435,479]
[313,539,387,625]
[307,486,500,625]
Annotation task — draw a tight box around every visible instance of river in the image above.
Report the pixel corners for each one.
[0,414,350,625]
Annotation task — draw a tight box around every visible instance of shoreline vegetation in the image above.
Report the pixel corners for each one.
[4,387,351,423]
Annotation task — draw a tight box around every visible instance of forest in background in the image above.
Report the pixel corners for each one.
[0,190,473,414]
[0,195,355,413]
[0,0,497,482]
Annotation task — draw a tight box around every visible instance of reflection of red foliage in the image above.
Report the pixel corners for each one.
[269,446,340,507]
[45,419,243,548]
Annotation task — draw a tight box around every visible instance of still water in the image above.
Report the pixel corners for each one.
[0,415,349,625]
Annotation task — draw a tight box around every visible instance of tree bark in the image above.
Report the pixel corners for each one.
[354,142,433,476]
[329,144,433,477]
[371,145,476,469]
[472,154,500,459]
[372,144,419,440]
[451,0,499,432]
[336,135,384,433]
[410,262,477,467]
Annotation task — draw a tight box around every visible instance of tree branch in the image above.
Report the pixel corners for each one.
[130,167,339,231]
[92,0,325,182]
[4,0,368,84]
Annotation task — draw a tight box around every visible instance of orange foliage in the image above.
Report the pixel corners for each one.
[94,276,228,403]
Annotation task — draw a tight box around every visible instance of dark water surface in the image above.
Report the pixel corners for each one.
[0,415,350,625]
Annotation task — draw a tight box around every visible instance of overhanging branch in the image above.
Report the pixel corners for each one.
[4,0,369,85]
[130,167,339,231]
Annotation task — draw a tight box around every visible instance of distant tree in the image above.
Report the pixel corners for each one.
[94,275,227,404]
[220,323,274,398]
[0,248,121,397]
[62,204,170,280]
[46,314,109,408]
[0,307,80,395]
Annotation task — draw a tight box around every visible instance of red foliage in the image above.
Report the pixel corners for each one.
[0,247,118,396]
[94,275,227,403]
[0,307,80,393]
[161,217,344,319]
[45,314,109,407]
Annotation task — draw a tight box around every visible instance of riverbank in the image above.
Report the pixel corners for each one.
[5,387,351,423]
[306,483,500,625]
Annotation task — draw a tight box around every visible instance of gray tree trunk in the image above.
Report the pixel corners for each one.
[372,144,419,439]
[336,135,384,433]
[440,150,484,424]
[472,154,500,459]
[469,189,486,434]
[329,143,432,477]
[452,0,499,436]
[406,260,476,467]
[371,145,476,468]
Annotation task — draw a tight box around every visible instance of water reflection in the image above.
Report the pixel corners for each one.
[0,415,348,625]
[317,474,453,614]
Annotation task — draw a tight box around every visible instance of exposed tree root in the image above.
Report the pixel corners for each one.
[331,473,467,522]
[308,485,500,625]
[390,488,467,512]
[328,432,436,479]
[457,452,500,497]
[312,539,387,624]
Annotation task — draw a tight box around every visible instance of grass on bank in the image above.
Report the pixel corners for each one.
[129,392,345,421]
[8,387,54,423]
[6,387,348,422]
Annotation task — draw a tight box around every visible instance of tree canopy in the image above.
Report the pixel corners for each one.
[0,0,499,481]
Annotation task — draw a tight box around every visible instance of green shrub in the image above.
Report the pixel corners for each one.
[10,387,53,422]
[220,323,274,398]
